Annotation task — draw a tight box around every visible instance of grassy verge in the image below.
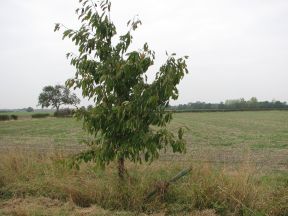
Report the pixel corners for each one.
[0,150,287,216]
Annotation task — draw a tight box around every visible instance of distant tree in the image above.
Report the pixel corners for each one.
[247,97,258,108]
[249,97,258,104]
[55,0,188,179]
[26,107,34,112]
[218,102,225,109]
[87,105,93,111]
[38,85,80,111]
[273,100,285,108]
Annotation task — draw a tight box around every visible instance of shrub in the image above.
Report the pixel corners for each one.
[0,115,10,121]
[31,113,50,118]
[54,108,73,118]
[10,115,18,120]
[26,107,34,112]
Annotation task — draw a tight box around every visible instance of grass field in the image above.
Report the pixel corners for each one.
[0,111,287,170]
[0,111,287,215]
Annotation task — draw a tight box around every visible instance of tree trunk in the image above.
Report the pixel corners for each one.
[118,157,125,179]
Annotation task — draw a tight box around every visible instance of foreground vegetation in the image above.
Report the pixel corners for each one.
[0,111,287,215]
[0,150,287,216]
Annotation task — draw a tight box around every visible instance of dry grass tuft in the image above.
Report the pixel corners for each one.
[0,149,287,215]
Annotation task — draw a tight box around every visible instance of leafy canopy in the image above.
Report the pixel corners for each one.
[55,0,189,167]
[26,107,34,112]
[38,85,80,111]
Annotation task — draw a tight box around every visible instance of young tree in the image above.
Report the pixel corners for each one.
[55,0,189,179]
[26,107,34,112]
[38,85,80,111]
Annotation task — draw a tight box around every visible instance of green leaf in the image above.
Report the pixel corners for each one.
[55,0,188,173]
[54,23,60,32]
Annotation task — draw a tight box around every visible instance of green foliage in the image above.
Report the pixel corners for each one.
[0,115,18,121]
[10,115,18,120]
[171,97,288,111]
[26,107,34,112]
[38,85,80,111]
[31,113,50,119]
[56,0,188,168]
[0,115,10,121]
[54,108,74,118]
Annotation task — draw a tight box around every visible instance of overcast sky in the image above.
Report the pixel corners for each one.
[0,0,288,109]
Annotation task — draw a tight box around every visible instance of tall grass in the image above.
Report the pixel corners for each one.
[0,150,287,215]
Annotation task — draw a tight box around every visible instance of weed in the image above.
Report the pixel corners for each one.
[0,150,287,215]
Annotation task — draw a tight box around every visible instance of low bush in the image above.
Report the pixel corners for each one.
[31,113,50,118]
[0,115,10,121]
[10,115,18,120]
[54,108,73,118]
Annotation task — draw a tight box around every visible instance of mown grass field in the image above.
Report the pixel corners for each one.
[0,111,287,215]
[0,111,287,170]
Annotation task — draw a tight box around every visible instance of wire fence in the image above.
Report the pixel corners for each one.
[0,135,287,170]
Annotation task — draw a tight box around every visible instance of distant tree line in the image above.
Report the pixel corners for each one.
[0,107,34,113]
[169,97,288,112]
